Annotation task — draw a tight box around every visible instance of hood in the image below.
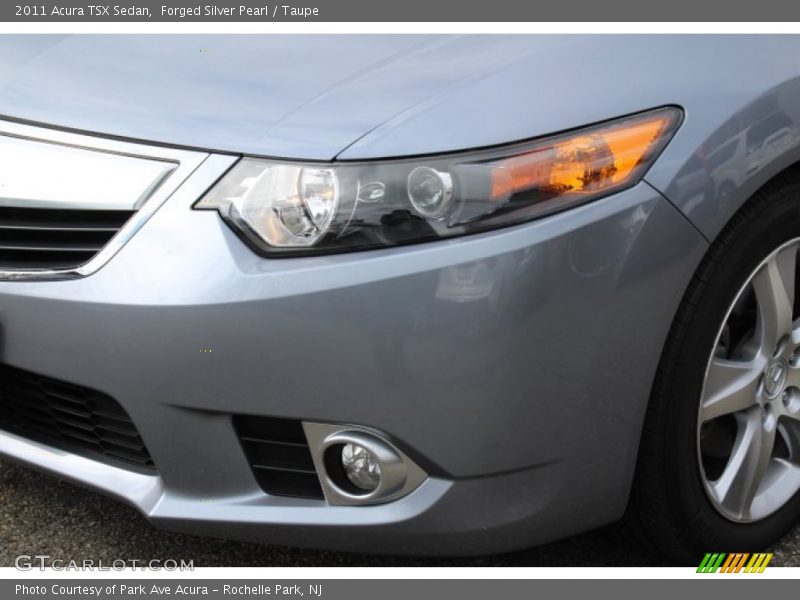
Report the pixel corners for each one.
[5,35,790,163]
[0,34,562,160]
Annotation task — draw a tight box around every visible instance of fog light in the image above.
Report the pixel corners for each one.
[341,443,381,491]
[306,424,428,505]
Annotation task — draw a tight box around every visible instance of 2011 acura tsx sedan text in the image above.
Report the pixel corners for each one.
[2,34,800,563]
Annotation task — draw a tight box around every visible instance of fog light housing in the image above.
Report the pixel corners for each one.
[341,443,381,491]
[308,425,427,505]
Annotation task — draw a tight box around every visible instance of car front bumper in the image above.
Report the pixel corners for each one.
[0,153,707,555]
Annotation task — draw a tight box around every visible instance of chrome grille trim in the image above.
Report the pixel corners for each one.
[0,119,209,280]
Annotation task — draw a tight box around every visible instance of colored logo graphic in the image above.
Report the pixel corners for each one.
[697,553,773,573]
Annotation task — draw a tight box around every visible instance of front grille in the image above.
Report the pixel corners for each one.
[0,364,154,471]
[233,416,324,499]
[0,207,134,271]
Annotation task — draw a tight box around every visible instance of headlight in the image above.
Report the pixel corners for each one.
[196,107,682,256]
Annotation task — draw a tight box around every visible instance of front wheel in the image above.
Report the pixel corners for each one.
[628,170,800,563]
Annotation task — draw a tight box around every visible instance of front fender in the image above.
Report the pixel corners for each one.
[647,75,800,243]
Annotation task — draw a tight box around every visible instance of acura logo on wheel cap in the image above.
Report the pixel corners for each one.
[765,360,789,398]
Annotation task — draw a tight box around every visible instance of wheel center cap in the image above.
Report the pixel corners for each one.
[765,359,789,399]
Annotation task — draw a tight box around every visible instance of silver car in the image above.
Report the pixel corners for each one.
[2,34,800,564]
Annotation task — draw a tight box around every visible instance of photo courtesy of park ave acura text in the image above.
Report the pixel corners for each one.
[5,33,800,569]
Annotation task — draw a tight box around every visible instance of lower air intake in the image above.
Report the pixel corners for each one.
[0,363,154,471]
[233,415,323,499]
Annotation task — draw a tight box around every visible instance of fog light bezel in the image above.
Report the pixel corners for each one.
[303,422,427,506]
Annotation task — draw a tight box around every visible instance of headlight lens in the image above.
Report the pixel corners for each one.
[219,164,339,247]
[196,107,681,256]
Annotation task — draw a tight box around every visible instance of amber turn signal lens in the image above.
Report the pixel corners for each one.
[489,110,678,201]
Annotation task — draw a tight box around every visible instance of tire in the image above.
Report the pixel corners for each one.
[628,168,800,564]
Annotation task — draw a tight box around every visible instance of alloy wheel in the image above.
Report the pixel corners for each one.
[698,239,800,522]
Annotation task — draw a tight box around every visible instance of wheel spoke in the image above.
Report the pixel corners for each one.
[787,363,800,392]
[753,246,797,352]
[700,357,763,423]
[749,458,800,521]
[711,411,776,519]
[778,419,800,451]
